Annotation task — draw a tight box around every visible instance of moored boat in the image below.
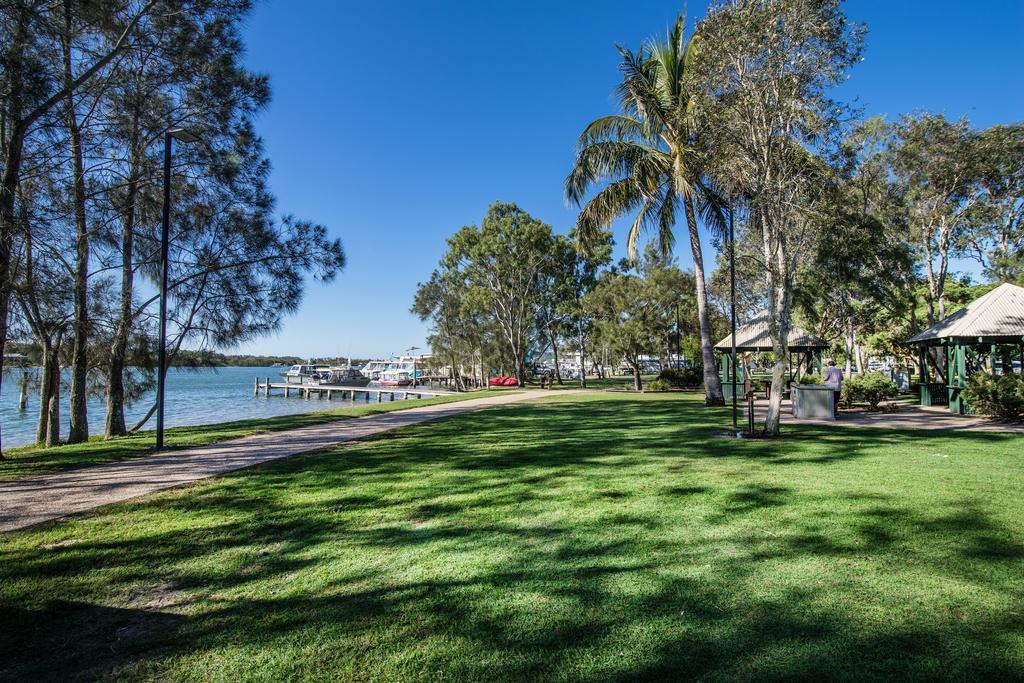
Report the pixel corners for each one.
[327,366,371,386]
[281,364,331,383]
[379,367,413,386]
[361,359,392,381]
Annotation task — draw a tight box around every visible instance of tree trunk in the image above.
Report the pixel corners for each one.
[45,353,62,448]
[844,315,854,376]
[37,341,56,444]
[63,6,90,444]
[765,306,788,436]
[0,3,33,457]
[105,345,128,437]
[449,350,463,391]
[682,194,724,406]
[551,328,562,384]
[105,113,140,437]
[513,346,525,387]
[578,332,587,389]
[763,215,793,436]
[631,358,642,391]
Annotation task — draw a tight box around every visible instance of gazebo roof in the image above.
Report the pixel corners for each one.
[908,283,1024,344]
[714,311,828,352]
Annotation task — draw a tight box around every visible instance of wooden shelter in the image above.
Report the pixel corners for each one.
[714,311,829,398]
[907,282,1024,414]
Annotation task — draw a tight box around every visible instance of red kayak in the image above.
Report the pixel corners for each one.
[489,376,519,386]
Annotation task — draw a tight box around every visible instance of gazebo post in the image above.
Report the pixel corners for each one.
[989,343,997,376]
[945,343,952,410]
[948,341,968,415]
[719,350,736,399]
[918,345,929,405]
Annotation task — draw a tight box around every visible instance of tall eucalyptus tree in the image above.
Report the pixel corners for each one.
[694,0,863,434]
[566,15,725,406]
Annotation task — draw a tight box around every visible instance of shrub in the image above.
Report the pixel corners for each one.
[657,367,701,388]
[843,372,898,410]
[645,379,672,392]
[799,372,822,385]
[961,372,1024,418]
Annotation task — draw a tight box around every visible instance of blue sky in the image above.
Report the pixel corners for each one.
[238,0,1024,359]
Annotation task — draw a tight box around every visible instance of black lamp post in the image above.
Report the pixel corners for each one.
[156,127,202,450]
[729,205,738,431]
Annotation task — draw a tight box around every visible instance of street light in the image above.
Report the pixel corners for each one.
[729,205,738,432]
[156,127,202,450]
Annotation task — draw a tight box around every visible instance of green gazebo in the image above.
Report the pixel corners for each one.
[908,282,1024,414]
[715,311,829,399]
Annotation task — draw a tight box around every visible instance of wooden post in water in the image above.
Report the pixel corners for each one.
[376,391,382,403]
[18,371,29,411]
[265,377,270,397]
[254,376,259,396]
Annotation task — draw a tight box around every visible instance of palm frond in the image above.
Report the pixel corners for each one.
[656,186,679,257]
[627,198,657,261]
[696,180,729,241]
[578,115,648,147]
[615,46,667,139]
[575,178,644,254]
[565,141,661,206]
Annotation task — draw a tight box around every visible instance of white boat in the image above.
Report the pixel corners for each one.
[379,367,414,386]
[281,364,332,384]
[327,366,371,386]
[361,359,392,381]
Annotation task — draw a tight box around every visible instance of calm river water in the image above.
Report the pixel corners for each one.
[0,366,393,449]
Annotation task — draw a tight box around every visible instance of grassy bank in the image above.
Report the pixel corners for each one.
[0,392,483,480]
[1,392,1022,680]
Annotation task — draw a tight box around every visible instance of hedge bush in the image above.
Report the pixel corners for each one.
[961,372,1024,418]
[842,372,898,410]
[799,372,822,385]
[645,379,672,392]
[657,367,702,388]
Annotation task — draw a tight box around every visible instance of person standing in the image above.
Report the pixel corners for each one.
[823,359,843,416]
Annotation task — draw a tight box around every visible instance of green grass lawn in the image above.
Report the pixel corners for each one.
[0,392,483,480]
[1,392,1022,680]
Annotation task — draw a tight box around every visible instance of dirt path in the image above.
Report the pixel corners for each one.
[0,390,554,533]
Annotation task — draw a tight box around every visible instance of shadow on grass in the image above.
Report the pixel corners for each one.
[1,394,1022,679]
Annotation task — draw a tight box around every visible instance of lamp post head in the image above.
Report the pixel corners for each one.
[168,127,202,143]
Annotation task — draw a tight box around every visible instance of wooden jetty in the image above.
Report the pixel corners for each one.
[254,377,456,402]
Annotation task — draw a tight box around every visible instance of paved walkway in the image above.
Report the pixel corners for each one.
[0,390,551,533]
[751,399,1024,432]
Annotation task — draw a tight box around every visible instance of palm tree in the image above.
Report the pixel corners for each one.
[566,15,725,406]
